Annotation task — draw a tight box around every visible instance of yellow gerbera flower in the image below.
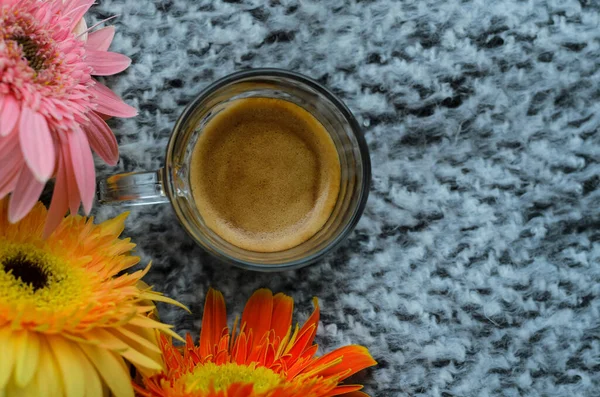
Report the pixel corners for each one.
[0,198,187,397]
[136,288,377,397]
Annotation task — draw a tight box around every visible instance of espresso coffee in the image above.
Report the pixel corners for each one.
[190,97,341,252]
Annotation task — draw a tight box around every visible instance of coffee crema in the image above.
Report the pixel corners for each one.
[190,97,341,252]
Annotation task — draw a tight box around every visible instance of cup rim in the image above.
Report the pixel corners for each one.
[164,68,371,271]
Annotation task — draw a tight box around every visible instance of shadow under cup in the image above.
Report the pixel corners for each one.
[100,69,371,271]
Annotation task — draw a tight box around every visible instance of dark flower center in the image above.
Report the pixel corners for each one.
[12,35,46,72]
[3,254,49,291]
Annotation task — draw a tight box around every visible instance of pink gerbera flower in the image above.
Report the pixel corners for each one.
[0,0,137,235]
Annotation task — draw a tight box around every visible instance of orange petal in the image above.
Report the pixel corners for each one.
[214,350,229,365]
[199,288,227,358]
[288,297,319,351]
[229,315,239,353]
[331,390,370,397]
[241,289,273,350]
[299,344,319,361]
[265,343,276,367]
[307,345,377,381]
[245,329,254,360]
[325,385,365,396]
[271,293,294,341]
[247,337,266,364]
[159,334,183,371]
[233,332,247,365]
[226,383,255,397]
[217,333,229,353]
[186,333,195,350]
[289,326,318,366]
[286,344,319,379]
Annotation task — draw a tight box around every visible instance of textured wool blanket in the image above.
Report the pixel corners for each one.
[85,1,600,395]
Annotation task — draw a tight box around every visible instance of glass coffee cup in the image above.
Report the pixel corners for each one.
[98,69,370,271]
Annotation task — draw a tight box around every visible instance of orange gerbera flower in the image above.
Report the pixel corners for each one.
[136,288,376,397]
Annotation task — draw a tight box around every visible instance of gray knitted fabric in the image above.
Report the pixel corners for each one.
[87,1,600,396]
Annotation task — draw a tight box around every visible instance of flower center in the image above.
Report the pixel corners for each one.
[12,35,46,72]
[0,242,90,311]
[3,253,49,292]
[179,362,285,394]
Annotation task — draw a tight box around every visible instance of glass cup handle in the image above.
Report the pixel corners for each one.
[97,168,170,206]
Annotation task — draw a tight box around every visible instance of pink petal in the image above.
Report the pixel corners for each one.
[0,133,19,160]
[0,146,22,175]
[43,152,70,238]
[68,128,95,214]
[19,107,56,182]
[0,153,23,200]
[57,39,78,55]
[85,26,115,52]
[0,170,19,199]
[90,80,138,118]
[1,95,20,137]
[0,150,20,172]
[84,112,119,165]
[8,165,45,223]
[59,142,82,215]
[62,0,94,30]
[34,5,53,26]
[86,50,131,76]
[72,17,88,40]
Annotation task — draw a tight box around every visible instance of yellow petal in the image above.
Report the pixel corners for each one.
[28,367,45,397]
[110,326,161,354]
[85,328,129,352]
[127,315,170,330]
[7,368,38,397]
[4,378,27,397]
[110,327,164,377]
[33,338,61,397]
[121,348,162,371]
[14,330,40,387]
[0,328,15,389]
[79,344,134,397]
[128,316,184,342]
[85,328,161,370]
[46,336,85,397]
[99,212,129,237]
[139,291,190,312]
[76,345,103,397]
[159,327,185,343]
